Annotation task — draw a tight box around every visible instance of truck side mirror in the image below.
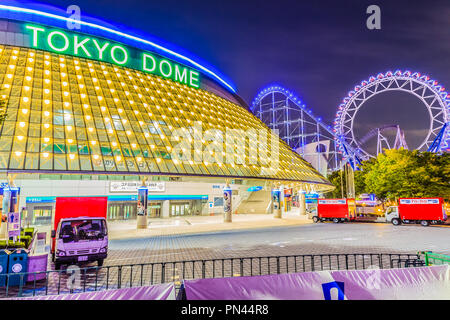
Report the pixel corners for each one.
[51,230,56,238]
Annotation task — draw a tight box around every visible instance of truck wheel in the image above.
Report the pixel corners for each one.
[392,218,401,226]
[333,218,340,223]
[313,216,319,223]
[420,220,429,227]
[97,259,104,267]
[320,218,325,223]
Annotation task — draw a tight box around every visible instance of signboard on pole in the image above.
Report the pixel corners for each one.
[7,212,20,238]
[137,186,148,216]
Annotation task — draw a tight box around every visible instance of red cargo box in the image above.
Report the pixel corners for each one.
[317,199,355,219]
[51,196,108,252]
[398,198,446,221]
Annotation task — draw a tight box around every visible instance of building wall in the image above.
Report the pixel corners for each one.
[14,178,249,217]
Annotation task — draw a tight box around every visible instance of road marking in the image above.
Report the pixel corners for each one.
[270,241,290,246]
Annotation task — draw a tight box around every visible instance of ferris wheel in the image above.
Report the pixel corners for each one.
[333,70,450,159]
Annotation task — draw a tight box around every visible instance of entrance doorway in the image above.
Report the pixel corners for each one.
[170,202,191,216]
[149,202,161,218]
[32,206,53,225]
[107,202,137,220]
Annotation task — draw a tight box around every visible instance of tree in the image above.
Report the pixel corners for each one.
[362,149,449,201]
[326,149,450,202]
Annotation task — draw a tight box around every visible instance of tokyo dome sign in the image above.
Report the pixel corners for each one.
[24,24,201,88]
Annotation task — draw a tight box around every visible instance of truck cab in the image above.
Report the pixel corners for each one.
[385,206,399,224]
[53,217,108,269]
[385,198,447,226]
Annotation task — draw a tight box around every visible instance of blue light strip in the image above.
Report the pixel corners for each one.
[0,4,237,93]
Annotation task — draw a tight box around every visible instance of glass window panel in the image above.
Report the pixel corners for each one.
[39,153,53,170]
[9,152,25,169]
[54,154,67,170]
[0,136,12,151]
[25,153,39,170]
[115,158,127,172]
[103,156,116,171]
[79,155,92,171]
[26,138,40,152]
[67,154,80,171]
[40,142,53,152]
[136,160,148,172]
[0,152,9,169]
[125,158,138,172]
[54,142,66,154]
[92,156,105,171]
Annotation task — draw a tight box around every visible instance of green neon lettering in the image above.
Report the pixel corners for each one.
[189,70,200,88]
[48,31,70,52]
[159,60,173,78]
[74,36,92,57]
[110,45,128,65]
[25,25,45,47]
[92,39,110,60]
[22,24,201,89]
[175,65,188,84]
[142,53,157,72]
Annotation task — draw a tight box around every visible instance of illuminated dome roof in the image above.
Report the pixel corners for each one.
[0,4,333,191]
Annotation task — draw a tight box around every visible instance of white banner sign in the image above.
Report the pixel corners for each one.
[318,199,346,205]
[400,199,440,205]
[110,181,165,193]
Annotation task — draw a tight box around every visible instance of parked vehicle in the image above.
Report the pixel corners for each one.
[51,197,108,269]
[385,198,447,227]
[313,198,356,223]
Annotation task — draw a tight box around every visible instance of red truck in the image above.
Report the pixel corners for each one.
[385,198,447,226]
[313,198,356,223]
[51,197,109,269]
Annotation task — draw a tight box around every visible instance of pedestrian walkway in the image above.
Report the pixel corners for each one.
[108,211,312,240]
[32,210,313,241]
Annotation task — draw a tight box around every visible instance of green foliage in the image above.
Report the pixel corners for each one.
[327,170,345,198]
[327,149,450,202]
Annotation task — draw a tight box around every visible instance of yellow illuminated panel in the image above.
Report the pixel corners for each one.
[0,45,330,186]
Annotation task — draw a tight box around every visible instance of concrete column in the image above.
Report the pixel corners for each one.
[161,200,170,218]
[223,185,232,223]
[299,191,306,215]
[272,188,282,219]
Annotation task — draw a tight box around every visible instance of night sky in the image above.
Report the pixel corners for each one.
[12,0,450,151]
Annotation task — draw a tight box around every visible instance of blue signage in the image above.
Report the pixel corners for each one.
[247,186,263,192]
[26,196,56,203]
[322,281,345,300]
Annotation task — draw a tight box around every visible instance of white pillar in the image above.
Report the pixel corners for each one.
[273,188,282,219]
[223,185,232,223]
[136,185,148,229]
[161,200,170,218]
[299,191,306,215]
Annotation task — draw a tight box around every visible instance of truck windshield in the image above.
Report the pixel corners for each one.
[59,219,106,242]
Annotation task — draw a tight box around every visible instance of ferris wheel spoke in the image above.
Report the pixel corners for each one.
[334,70,449,155]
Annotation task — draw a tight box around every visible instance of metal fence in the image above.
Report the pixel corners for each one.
[420,251,450,266]
[1,253,424,298]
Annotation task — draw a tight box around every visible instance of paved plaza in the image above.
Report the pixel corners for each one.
[105,221,450,266]
[4,217,448,298]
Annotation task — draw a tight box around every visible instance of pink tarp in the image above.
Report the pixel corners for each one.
[12,282,176,300]
[182,265,450,300]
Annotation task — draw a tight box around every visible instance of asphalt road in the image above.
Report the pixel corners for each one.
[106,222,450,265]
